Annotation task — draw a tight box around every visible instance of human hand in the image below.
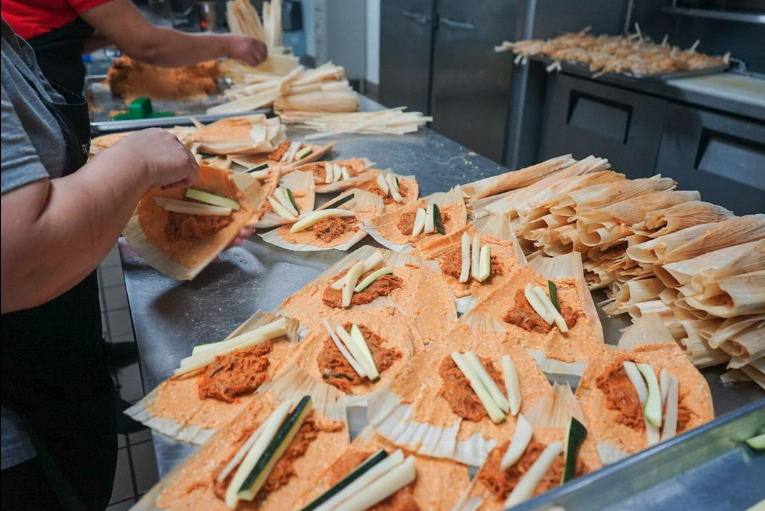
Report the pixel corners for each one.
[112,128,199,189]
[226,35,268,66]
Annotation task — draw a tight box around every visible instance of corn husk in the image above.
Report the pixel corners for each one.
[683,270,765,318]
[131,384,349,511]
[188,115,285,155]
[462,154,576,201]
[603,277,666,315]
[276,245,455,343]
[279,108,432,139]
[412,222,524,313]
[254,170,315,228]
[633,200,734,238]
[366,326,550,466]
[281,309,424,406]
[259,189,383,252]
[462,253,604,362]
[247,163,281,225]
[125,310,299,444]
[617,313,676,350]
[365,186,468,253]
[290,431,470,511]
[124,165,264,280]
[551,175,675,218]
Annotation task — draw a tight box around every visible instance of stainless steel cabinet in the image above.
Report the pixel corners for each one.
[379,0,435,115]
[429,0,520,162]
[538,73,668,179]
[654,104,765,215]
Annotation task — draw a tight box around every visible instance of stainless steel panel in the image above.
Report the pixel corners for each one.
[379,0,435,114]
[430,0,521,163]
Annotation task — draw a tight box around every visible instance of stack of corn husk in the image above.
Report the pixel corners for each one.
[470,154,765,388]
[277,107,432,139]
[223,0,299,78]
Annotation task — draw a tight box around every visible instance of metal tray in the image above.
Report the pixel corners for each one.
[526,54,728,84]
[86,74,270,132]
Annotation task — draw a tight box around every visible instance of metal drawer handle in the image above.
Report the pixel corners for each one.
[440,17,475,30]
[402,11,430,25]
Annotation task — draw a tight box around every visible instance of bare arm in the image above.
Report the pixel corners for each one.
[79,0,267,67]
[1,129,197,313]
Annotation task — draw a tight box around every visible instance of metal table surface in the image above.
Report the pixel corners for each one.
[119,121,764,507]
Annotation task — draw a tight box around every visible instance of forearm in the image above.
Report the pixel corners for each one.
[123,28,231,67]
[0,150,152,313]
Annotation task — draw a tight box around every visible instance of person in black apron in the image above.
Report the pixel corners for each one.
[1,76,117,509]
[27,18,95,96]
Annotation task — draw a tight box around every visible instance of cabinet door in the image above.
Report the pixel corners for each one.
[655,104,765,215]
[379,0,434,114]
[538,73,667,179]
[430,0,520,163]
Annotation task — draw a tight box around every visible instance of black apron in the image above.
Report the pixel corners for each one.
[1,78,117,510]
[27,18,95,95]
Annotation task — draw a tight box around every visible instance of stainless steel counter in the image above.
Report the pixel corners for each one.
[119,123,764,509]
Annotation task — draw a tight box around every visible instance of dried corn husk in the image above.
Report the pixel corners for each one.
[124,165,264,280]
[683,270,765,318]
[254,170,315,228]
[275,245,455,343]
[278,108,432,139]
[125,310,299,443]
[366,326,550,466]
[462,154,576,201]
[188,114,285,155]
[551,175,676,218]
[633,200,734,238]
[603,277,666,315]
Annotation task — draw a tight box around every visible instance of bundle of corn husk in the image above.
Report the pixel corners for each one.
[223,0,299,78]
[277,107,432,139]
[209,62,358,115]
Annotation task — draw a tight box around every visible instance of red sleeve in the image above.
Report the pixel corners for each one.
[68,0,115,14]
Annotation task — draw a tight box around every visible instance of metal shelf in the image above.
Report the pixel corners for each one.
[662,6,765,24]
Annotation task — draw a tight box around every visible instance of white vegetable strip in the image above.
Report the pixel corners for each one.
[281,141,300,163]
[225,400,292,508]
[660,368,670,408]
[351,324,380,380]
[176,320,287,375]
[335,324,375,378]
[267,196,298,222]
[376,174,389,195]
[477,245,491,282]
[386,174,403,203]
[333,163,343,182]
[290,209,356,233]
[341,166,351,181]
[534,286,569,332]
[623,362,648,403]
[314,451,406,511]
[248,169,270,181]
[341,261,366,307]
[638,363,662,428]
[524,284,554,324]
[502,355,522,416]
[333,456,416,511]
[451,352,506,424]
[458,233,471,283]
[465,351,510,413]
[424,204,435,233]
[330,251,384,290]
[500,414,533,470]
[190,320,287,357]
[274,188,298,217]
[324,162,333,184]
[504,441,563,507]
[660,375,679,441]
[154,196,231,216]
[471,234,481,280]
[322,320,366,378]
[411,208,426,238]
[217,423,264,483]
[354,267,393,292]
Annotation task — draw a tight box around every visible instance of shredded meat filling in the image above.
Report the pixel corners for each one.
[312,216,359,243]
[595,361,645,431]
[328,450,420,511]
[212,413,343,500]
[439,355,504,421]
[502,288,582,333]
[165,211,233,243]
[317,324,403,393]
[197,343,273,402]
[440,249,504,281]
[268,141,292,161]
[478,440,586,501]
[323,269,403,309]
[107,56,219,101]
